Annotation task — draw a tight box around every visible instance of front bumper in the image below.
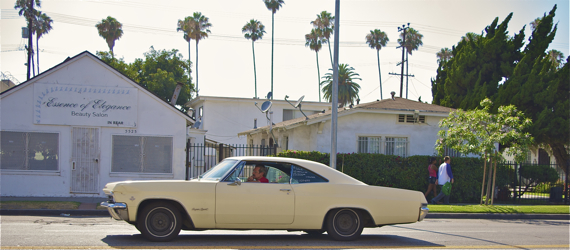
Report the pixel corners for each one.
[100,201,129,221]
[418,203,429,221]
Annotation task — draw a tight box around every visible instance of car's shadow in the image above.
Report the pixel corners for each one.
[101,232,442,248]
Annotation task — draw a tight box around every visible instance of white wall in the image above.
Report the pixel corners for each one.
[1,54,191,197]
[188,96,330,145]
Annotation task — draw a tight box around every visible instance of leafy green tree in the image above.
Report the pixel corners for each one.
[242,19,266,99]
[189,12,211,97]
[365,29,389,100]
[436,98,533,205]
[311,11,334,67]
[431,13,525,109]
[97,47,192,111]
[95,16,123,58]
[321,64,361,108]
[33,11,52,74]
[495,5,568,175]
[263,0,285,99]
[14,0,41,80]
[305,28,323,102]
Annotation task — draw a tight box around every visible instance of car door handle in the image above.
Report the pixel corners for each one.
[280,189,291,192]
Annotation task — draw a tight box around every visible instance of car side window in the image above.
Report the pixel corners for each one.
[291,165,328,184]
[223,162,245,182]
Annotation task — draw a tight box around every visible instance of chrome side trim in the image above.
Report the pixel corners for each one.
[101,202,129,221]
[418,203,429,221]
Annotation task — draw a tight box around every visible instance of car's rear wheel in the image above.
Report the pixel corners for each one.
[326,208,364,241]
[138,201,182,242]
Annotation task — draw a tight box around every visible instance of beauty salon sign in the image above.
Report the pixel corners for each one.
[34,83,138,127]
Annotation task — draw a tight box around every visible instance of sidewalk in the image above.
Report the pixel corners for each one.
[1,196,569,220]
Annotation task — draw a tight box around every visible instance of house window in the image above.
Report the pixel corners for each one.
[283,110,293,121]
[385,137,408,157]
[398,114,426,123]
[443,146,461,158]
[112,135,172,173]
[0,131,59,171]
[358,136,381,154]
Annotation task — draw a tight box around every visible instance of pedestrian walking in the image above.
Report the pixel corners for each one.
[431,156,454,205]
[425,157,438,199]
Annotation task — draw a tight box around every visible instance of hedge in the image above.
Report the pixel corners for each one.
[275,150,512,203]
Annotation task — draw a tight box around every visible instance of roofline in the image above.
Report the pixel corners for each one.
[185,95,333,107]
[1,51,195,126]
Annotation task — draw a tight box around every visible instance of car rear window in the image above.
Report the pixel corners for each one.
[291,165,328,184]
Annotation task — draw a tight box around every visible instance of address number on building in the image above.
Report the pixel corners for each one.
[125,129,137,134]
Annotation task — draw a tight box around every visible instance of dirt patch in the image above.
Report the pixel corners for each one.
[0,201,80,210]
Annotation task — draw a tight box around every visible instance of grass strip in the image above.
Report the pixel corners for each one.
[0,201,80,210]
[428,204,570,214]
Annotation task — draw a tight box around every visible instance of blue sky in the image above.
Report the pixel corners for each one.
[2,0,568,104]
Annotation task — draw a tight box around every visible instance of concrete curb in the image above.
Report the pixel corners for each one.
[1,209,568,220]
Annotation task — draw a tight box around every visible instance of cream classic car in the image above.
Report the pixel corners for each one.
[101,156,428,242]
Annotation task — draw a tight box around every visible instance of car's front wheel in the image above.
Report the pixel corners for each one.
[326,208,364,241]
[138,201,182,242]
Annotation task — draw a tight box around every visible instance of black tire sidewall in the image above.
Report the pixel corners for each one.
[138,202,182,242]
[326,208,363,241]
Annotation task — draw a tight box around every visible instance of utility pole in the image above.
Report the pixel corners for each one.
[26,0,35,80]
[330,0,340,169]
[388,23,415,99]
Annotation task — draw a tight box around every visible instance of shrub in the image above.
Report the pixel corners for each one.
[275,150,514,203]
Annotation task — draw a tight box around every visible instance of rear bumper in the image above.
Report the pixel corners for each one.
[100,201,129,221]
[418,204,429,221]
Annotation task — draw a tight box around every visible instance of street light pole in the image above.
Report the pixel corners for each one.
[330,0,340,169]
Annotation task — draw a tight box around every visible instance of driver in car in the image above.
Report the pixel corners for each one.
[247,165,269,183]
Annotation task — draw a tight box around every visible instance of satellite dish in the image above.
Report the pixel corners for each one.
[267,92,273,100]
[260,101,272,113]
[294,95,305,108]
[192,121,202,129]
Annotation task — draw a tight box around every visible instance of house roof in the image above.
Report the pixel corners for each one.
[238,97,454,136]
[0,51,195,126]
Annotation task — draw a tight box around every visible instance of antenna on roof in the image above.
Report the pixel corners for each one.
[285,95,309,120]
[266,91,273,100]
[254,100,278,147]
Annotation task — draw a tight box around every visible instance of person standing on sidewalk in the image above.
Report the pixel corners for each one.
[431,156,454,205]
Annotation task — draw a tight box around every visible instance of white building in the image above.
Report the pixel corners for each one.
[239,97,454,156]
[0,51,203,198]
[185,96,332,145]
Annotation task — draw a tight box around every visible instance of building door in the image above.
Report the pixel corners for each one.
[71,127,100,194]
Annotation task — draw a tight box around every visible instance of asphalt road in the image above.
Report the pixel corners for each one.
[1,215,568,249]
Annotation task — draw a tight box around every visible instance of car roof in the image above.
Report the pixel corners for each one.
[224,156,365,185]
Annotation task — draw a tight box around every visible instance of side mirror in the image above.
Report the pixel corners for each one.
[228,178,242,186]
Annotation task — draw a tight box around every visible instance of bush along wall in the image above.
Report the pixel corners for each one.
[275,150,512,203]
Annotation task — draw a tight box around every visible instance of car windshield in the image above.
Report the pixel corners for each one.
[199,159,239,181]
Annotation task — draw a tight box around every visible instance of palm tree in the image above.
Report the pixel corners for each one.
[33,11,53,74]
[436,47,453,64]
[95,16,123,58]
[321,64,362,108]
[15,0,41,80]
[311,11,334,67]
[398,28,423,99]
[242,19,266,99]
[177,16,195,89]
[263,0,285,100]
[530,17,542,31]
[188,12,211,97]
[305,28,323,102]
[546,49,564,69]
[365,29,389,100]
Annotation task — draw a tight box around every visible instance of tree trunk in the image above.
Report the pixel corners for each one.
[316,51,321,102]
[377,49,382,100]
[550,142,569,176]
[36,36,40,74]
[485,156,494,205]
[480,155,488,205]
[26,0,34,80]
[252,40,257,98]
[491,153,497,205]
[188,40,192,97]
[328,42,333,68]
[195,41,199,96]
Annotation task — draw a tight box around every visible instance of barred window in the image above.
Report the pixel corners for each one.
[443,146,461,158]
[358,136,381,154]
[386,137,408,157]
[1,131,59,171]
[398,114,426,123]
[112,135,172,173]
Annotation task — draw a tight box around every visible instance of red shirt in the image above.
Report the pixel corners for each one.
[428,164,437,177]
[259,177,269,183]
